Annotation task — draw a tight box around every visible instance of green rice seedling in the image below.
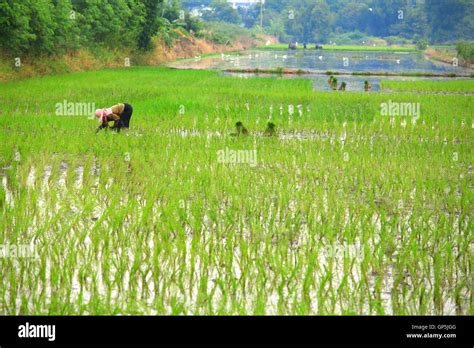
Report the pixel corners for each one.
[0,67,472,315]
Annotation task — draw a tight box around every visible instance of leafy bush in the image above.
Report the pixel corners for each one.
[202,21,258,45]
[456,42,474,63]
[415,37,428,50]
[384,36,412,46]
[328,31,379,45]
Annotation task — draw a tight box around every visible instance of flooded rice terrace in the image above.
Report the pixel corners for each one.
[169,49,472,91]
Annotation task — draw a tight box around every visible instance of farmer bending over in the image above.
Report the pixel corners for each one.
[95,103,133,133]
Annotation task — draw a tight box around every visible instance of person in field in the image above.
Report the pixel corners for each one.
[95,103,133,133]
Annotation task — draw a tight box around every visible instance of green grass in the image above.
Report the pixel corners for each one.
[381,79,474,92]
[429,45,456,51]
[257,44,417,52]
[0,67,473,315]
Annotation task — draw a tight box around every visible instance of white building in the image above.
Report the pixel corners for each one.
[227,0,262,10]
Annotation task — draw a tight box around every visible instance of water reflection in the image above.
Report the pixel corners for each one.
[169,49,472,91]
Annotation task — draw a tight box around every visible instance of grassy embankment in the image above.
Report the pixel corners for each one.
[381,79,474,93]
[0,24,270,82]
[425,46,474,69]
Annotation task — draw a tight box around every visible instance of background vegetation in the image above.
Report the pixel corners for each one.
[182,0,474,45]
[0,0,206,55]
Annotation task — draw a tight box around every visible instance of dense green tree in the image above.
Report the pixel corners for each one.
[283,0,330,42]
[1,0,473,57]
[0,0,37,54]
[27,0,56,53]
[72,0,129,46]
[182,9,203,33]
[181,0,474,44]
[51,0,81,52]
[334,2,370,33]
[426,0,474,43]
[137,0,163,50]
[123,0,147,47]
[238,6,259,29]
[0,0,61,54]
[202,0,241,25]
[161,0,181,22]
[456,41,474,63]
[388,2,428,39]
[310,0,331,42]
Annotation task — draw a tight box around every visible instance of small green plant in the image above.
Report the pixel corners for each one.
[328,75,338,90]
[264,122,276,136]
[230,121,249,136]
[414,36,429,50]
[364,80,372,91]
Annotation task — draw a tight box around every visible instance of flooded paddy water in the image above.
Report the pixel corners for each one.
[169,49,472,91]
[1,122,471,315]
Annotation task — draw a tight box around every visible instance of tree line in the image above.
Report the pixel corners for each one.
[183,0,474,44]
[1,0,472,57]
[0,0,202,55]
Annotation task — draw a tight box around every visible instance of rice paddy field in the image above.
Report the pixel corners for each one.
[380,79,474,93]
[0,67,472,315]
